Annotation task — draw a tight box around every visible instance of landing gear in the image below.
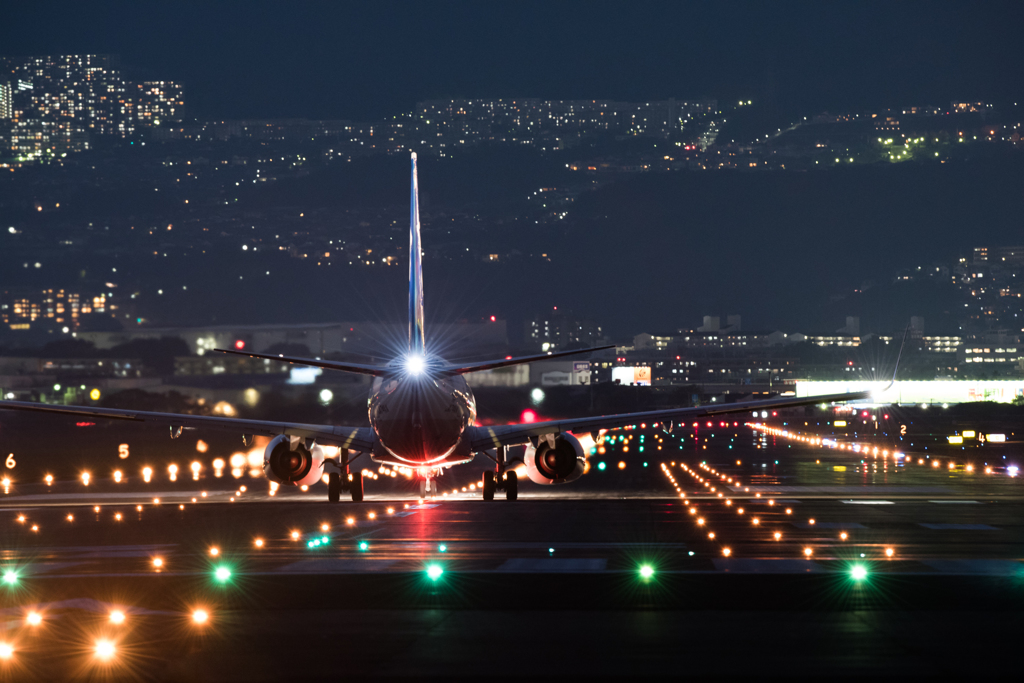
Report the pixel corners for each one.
[418,477,438,498]
[481,446,517,501]
[505,471,518,501]
[328,472,341,503]
[325,450,364,503]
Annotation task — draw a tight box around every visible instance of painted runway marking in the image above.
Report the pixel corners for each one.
[791,522,867,529]
[275,558,399,573]
[496,558,608,573]
[0,490,232,503]
[714,559,823,573]
[928,500,981,504]
[736,486,949,494]
[923,559,1023,575]
[919,523,999,530]
[841,500,894,505]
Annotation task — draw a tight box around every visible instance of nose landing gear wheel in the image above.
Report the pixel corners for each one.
[418,478,439,498]
[327,472,341,503]
[350,472,364,502]
[505,471,518,501]
[482,471,495,501]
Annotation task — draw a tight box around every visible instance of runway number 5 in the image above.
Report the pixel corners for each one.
[5,454,15,469]
[118,444,130,459]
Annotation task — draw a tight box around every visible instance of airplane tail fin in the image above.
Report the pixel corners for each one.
[409,152,426,355]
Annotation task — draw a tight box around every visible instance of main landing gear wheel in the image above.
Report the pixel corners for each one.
[482,471,495,501]
[505,471,518,501]
[350,472,364,502]
[327,472,341,503]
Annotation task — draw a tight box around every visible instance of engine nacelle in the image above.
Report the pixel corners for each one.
[263,434,324,487]
[523,433,586,485]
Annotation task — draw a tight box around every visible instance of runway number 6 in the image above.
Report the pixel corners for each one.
[5,454,15,469]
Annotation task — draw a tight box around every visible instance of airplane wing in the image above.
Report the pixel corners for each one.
[466,387,878,452]
[0,400,375,451]
[213,348,388,376]
[443,345,616,375]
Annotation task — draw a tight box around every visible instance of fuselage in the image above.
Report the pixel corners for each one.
[368,372,477,465]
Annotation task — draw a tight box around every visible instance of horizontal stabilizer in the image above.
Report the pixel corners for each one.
[444,345,615,375]
[213,348,388,376]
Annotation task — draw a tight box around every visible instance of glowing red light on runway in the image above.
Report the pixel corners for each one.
[521,410,538,424]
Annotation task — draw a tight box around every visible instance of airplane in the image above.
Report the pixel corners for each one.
[0,152,895,502]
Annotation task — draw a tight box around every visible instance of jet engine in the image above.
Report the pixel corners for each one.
[523,433,586,485]
[263,434,324,487]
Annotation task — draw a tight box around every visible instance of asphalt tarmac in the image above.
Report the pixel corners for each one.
[0,418,1022,679]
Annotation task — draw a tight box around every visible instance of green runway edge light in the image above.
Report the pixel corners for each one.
[437,544,447,553]
[214,566,232,583]
[850,565,868,581]
[2,570,18,586]
[358,541,369,552]
[639,564,655,580]
[427,564,443,581]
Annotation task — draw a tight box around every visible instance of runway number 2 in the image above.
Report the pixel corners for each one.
[900,425,907,436]
[5,454,15,469]
[118,444,130,459]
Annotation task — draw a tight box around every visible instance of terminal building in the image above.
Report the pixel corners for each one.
[796,380,1024,405]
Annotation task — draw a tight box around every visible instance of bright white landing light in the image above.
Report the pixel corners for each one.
[405,354,426,376]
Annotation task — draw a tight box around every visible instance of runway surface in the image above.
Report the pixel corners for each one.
[0,419,1022,678]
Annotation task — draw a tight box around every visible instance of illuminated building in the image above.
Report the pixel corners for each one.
[132,81,185,125]
[525,310,603,352]
[950,101,993,114]
[1,289,112,331]
[0,81,11,119]
[0,55,184,162]
[958,246,1024,336]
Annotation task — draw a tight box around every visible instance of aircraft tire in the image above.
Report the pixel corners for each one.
[328,473,341,503]
[350,473,364,502]
[505,471,518,501]
[482,471,495,501]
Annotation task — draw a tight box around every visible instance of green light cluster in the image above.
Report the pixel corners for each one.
[307,535,331,549]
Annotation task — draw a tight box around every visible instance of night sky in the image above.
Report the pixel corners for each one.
[7,0,1024,121]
